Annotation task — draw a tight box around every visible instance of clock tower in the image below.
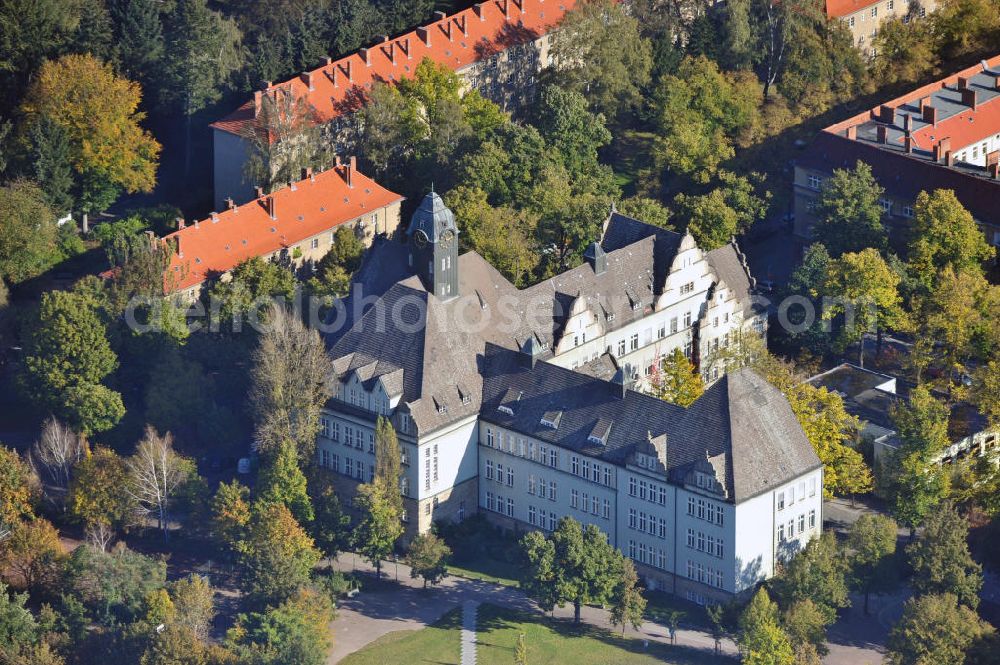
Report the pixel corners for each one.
[407,190,459,300]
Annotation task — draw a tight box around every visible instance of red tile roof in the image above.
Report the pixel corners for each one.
[825,0,881,18]
[211,0,575,137]
[164,163,403,292]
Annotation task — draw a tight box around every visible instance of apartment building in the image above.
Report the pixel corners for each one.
[794,54,1000,247]
[162,160,403,300]
[210,0,574,210]
[314,191,818,603]
[828,0,934,58]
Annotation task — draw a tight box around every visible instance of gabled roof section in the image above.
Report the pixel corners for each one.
[211,0,576,137]
[164,163,403,292]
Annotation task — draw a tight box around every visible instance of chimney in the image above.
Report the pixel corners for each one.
[902,113,912,133]
[880,104,896,126]
[346,156,356,188]
[300,71,314,90]
[961,87,978,109]
[225,197,236,211]
[176,217,186,230]
[457,15,468,35]
[904,136,914,153]
[254,186,264,199]
[360,47,371,66]
[254,90,262,117]
[324,56,332,65]
[400,37,411,58]
[933,137,951,163]
[957,76,970,90]
[922,103,938,126]
[335,155,342,167]
[434,9,446,19]
[846,125,857,140]
[946,150,955,166]
[417,26,431,46]
[994,75,1000,90]
[989,163,1000,180]
[193,218,199,230]
[265,195,276,220]
[473,2,486,19]
[987,150,1000,167]
[877,125,888,144]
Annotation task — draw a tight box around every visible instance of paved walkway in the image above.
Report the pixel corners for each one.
[460,600,479,665]
[327,554,887,664]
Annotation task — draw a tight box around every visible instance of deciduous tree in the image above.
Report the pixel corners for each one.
[907,502,982,609]
[125,427,197,540]
[249,303,329,459]
[352,481,403,580]
[0,447,35,529]
[28,417,85,511]
[210,480,251,551]
[0,518,64,596]
[782,599,827,656]
[812,162,886,257]
[738,588,795,665]
[68,446,135,538]
[238,502,320,606]
[772,531,850,624]
[609,557,646,635]
[405,533,451,588]
[0,180,62,284]
[21,54,161,209]
[649,348,704,406]
[887,593,992,665]
[847,514,898,614]
[908,190,994,291]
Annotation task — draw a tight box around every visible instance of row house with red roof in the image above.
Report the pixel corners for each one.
[163,160,403,301]
[793,54,1000,248]
[210,0,575,211]
[827,0,935,59]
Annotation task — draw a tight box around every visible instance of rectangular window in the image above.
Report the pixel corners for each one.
[629,508,637,529]
[486,428,494,447]
[570,489,578,508]
[697,531,705,552]
[506,466,513,487]
[630,333,639,351]
[687,497,695,516]
[629,541,637,559]
[799,514,806,533]
[332,454,339,473]
[548,480,556,501]
[697,499,706,520]
[670,317,678,334]
[572,456,579,476]
[683,312,692,328]
[629,477,637,496]
[603,467,612,486]
[617,339,626,356]
[603,499,611,519]
[486,491,495,512]
[549,448,558,468]
[778,523,785,541]
[777,492,785,510]
[345,458,353,477]
[539,478,547,499]
[789,486,795,504]
[788,520,795,538]
[591,463,599,482]
[808,175,822,190]
[528,505,537,525]
[486,460,494,480]
[591,495,598,515]
[809,509,817,529]
[809,477,817,497]
[507,498,514,517]
[356,461,364,481]
[659,518,667,539]
[716,539,724,558]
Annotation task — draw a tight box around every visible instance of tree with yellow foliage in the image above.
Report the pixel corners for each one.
[21,53,160,213]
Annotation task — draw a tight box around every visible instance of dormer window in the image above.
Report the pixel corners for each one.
[541,410,562,430]
[498,405,514,416]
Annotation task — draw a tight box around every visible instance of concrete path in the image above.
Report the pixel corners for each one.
[460,600,479,665]
[327,553,887,665]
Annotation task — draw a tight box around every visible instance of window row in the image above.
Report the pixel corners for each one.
[686,528,725,559]
[629,508,668,539]
[686,560,725,589]
[776,477,817,511]
[484,428,559,468]
[687,497,725,526]
[777,510,817,541]
[528,474,557,501]
[571,490,611,520]
[527,505,559,531]
[628,540,669,570]
[485,491,514,518]
[318,449,374,484]
[485,459,515,487]
[628,477,668,505]
[570,456,613,487]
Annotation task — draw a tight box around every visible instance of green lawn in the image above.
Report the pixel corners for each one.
[341,604,732,665]
[339,608,462,665]
[446,560,521,587]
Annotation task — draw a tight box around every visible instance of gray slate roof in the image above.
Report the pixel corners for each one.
[480,344,820,502]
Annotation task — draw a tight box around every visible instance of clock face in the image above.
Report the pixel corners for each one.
[440,230,455,248]
[414,230,429,248]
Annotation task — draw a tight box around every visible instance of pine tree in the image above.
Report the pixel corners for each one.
[25,115,74,212]
[110,0,164,87]
[258,438,314,524]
